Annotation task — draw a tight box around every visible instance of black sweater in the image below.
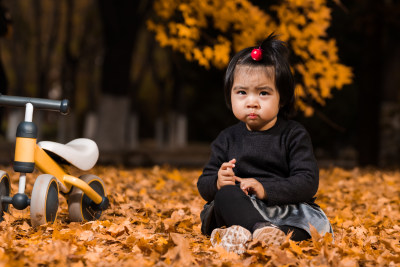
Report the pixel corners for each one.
[197,118,319,206]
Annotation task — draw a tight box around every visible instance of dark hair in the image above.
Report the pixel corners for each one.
[224,34,295,118]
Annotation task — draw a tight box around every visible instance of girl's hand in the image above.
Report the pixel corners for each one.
[235,177,267,200]
[217,159,236,189]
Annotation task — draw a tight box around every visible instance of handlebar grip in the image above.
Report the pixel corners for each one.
[0,94,69,114]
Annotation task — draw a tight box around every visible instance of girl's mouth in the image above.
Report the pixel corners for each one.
[248,113,258,119]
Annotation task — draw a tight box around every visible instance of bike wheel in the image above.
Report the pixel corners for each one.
[0,171,11,220]
[30,174,59,227]
[68,174,106,222]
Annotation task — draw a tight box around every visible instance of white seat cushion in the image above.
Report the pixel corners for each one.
[38,138,99,171]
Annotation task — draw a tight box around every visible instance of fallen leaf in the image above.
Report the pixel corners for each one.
[0,165,398,266]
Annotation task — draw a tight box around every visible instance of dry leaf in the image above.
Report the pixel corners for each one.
[0,165,398,266]
[163,233,195,266]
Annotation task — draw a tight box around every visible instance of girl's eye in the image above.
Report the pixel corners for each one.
[260,91,269,96]
[237,90,246,95]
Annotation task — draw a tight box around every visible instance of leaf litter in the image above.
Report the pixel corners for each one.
[0,165,399,266]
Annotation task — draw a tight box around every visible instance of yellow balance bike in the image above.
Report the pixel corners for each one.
[0,94,109,226]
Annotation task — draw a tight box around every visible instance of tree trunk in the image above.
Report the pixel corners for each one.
[31,0,44,98]
[357,1,383,166]
[32,1,61,99]
[98,0,139,96]
[10,0,24,96]
[170,55,188,148]
[379,40,400,167]
[58,0,77,143]
[96,1,152,152]
[59,0,98,142]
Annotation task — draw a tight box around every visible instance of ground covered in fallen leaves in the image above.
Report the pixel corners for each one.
[0,165,399,266]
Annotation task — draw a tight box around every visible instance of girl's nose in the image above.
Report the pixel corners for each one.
[246,96,260,108]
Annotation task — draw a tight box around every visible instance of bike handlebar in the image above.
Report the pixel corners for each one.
[0,94,69,114]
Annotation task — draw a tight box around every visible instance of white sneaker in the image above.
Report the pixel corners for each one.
[252,224,286,246]
[210,225,252,254]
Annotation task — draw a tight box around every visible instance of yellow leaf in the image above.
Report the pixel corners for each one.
[289,240,303,255]
[157,236,169,246]
[139,188,147,195]
[309,224,322,249]
[79,230,95,242]
[107,223,127,237]
[155,178,166,190]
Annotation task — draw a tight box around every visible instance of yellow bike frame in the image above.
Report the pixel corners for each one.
[34,145,103,204]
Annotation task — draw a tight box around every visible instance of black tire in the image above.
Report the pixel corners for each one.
[0,170,11,220]
[68,174,106,222]
[30,174,59,227]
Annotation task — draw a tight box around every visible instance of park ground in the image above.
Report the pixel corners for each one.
[0,165,399,266]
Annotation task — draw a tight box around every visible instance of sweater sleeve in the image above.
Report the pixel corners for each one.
[197,132,229,202]
[259,125,319,206]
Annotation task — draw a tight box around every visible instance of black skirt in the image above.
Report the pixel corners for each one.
[200,194,333,237]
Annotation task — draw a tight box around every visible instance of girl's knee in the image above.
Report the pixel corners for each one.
[214,185,245,206]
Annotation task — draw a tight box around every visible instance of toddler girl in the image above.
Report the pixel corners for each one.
[197,34,333,254]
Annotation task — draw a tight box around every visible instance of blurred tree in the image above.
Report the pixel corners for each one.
[0,0,10,93]
[98,1,144,96]
[58,0,100,142]
[31,0,61,99]
[330,0,400,166]
[95,0,153,152]
[148,0,353,117]
[355,0,383,166]
[0,0,11,134]
[1,0,104,141]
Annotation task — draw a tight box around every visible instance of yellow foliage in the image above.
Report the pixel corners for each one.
[148,0,353,116]
[1,165,399,265]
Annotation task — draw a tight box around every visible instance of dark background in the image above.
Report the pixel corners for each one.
[0,0,399,168]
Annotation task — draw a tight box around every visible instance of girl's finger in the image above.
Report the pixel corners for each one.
[220,163,229,170]
[241,185,249,195]
[221,162,235,170]
[221,172,235,179]
[227,167,235,175]
[221,168,233,176]
[221,177,234,183]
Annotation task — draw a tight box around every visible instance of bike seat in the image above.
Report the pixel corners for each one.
[38,138,99,171]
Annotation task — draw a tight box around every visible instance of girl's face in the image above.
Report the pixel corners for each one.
[231,66,280,131]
